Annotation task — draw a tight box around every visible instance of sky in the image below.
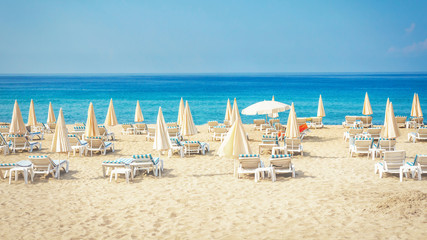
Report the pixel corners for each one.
[0,0,426,74]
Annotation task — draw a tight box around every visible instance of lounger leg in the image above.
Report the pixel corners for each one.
[9,171,12,184]
[24,169,28,184]
[400,168,403,182]
[419,168,422,180]
[109,171,113,182]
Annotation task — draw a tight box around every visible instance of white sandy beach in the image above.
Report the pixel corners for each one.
[0,124,426,239]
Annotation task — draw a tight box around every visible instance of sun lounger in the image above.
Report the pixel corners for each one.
[395,116,407,128]
[8,134,41,153]
[74,122,85,127]
[223,120,231,128]
[131,154,163,177]
[406,117,424,128]
[308,117,323,129]
[86,136,114,156]
[253,119,266,130]
[98,125,115,141]
[44,122,56,133]
[361,116,373,128]
[0,134,11,155]
[371,138,396,160]
[375,150,406,181]
[405,155,427,180]
[71,126,86,137]
[146,127,156,141]
[183,141,209,155]
[167,127,183,140]
[342,116,357,128]
[4,160,33,184]
[169,138,184,158]
[237,154,264,181]
[408,127,427,143]
[28,155,69,180]
[134,123,147,135]
[102,158,134,183]
[349,137,373,158]
[68,134,88,156]
[269,154,295,180]
[284,138,303,156]
[121,123,135,135]
[212,126,228,141]
[258,135,279,154]
[167,122,179,129]
[365,127,381,140]
[0,125,10,135]
[208,121,219,132]
[343,127,363,142]
[269,119,280,127]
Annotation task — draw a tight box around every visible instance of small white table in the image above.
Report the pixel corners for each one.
[255,167,274,182]
[9,166,32,184]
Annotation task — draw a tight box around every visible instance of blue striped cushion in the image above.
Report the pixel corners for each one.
[73,126,85,130]
[28,155,48,159]
[98,125,105,128]
[8,134,25,137]
[0,126,9,128]
[68,134,77,138]
[354,137,372,140]
[214,126,228,128]
[103,158,133,164]
[87,136,102,139]
[239,154,259,158]
[271,154,291,158]
[378,138,395,140]
[132,154,153,160]
[350,127,363,129]
[170,138,181,146]
[184,141,201,144]
[0,163,15,167]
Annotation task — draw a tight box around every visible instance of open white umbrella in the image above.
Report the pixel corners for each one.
[85,102,99,137]
[51,108,71,179]
[47,102,56,123]
[285,103,300,139]
[28,99,37,126]
[177,98,185,126]
[242,100,290,116]
[317,95,325,117]
[224,98,232,122]
[135,100,144,122]
[153,107,171,154]
[269,96,279,118]
[362,92,373,115]
[9,100,27,135]
[104,98,118,126]
[181,101,198,138]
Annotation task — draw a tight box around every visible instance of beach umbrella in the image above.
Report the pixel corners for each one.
[181,101,198,137]
[134,100,144,122]
[317,94,325,117]
[9,100,27,135]
[224,98,232,122]
[231,98,238,124]
[217,116,252,160]
[269,96,279,118]
[416,94,423,117]
[51,108,71,179]
[153,107,171,153]
[104,98,118,126]
[272,95,275,101]
[362,92,373,115]
[177,98,185,126]
[411,93,418,117]
[47,102,56,123]
[28,99,37,126]
[382,101,400,139]
[383,98,390,125]
[85,102,99,137]
[242,99,290,120]
[285,103,300,139]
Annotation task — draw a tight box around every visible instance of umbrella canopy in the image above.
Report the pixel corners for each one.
[9,100,27,134]
[85,102,99,137]
[269,96,279,118]
[134,100,144,122]
[285,103,300,139]
[416,94,423,117]
[317,94,325,117]
[217,110,252,159]
[412,93,423,117]
[27,99,37,126]
[231,98,238,124]
[153,107,171,151]
[224,98,232,121]
[181,101,198,137]
[383,98,390,125]
[382,101,400,139]
[362,92,373,115]
[51,108,71,153]
[272,95,275,101]
[242,100,290,116]
[47,102,56,123]
[177,98,185,126]
[104,98,118,126]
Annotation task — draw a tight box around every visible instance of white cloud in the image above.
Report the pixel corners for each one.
[388,38,427,54]
[405,23,415,33]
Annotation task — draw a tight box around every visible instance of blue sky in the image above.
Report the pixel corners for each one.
[0,0,426,73]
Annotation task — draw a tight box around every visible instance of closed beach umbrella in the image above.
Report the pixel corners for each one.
[272,95,275,101]
[382,102,400,139]
[134,100,144,122]
[217,112,252,159]
[362,92,373,115]
[153,107,171,151]
[411,93,418,117]
[85,102,99,137]
[181,101,198,137]
[383,98,390,125]
[317,94,325,117]
[51,108,71,153]
[104,98,118,126]
[9,100,27,134]
[285,103,300,139]
[28,99,37,126]
[416,94,423,117]
[47,102,56,123]
[231,98,238,124]
[177,97,185,126]
[224,98,232,122]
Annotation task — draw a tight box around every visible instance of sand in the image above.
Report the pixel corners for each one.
[0,125,426,239]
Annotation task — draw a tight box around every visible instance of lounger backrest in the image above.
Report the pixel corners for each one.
[361,116,372,124]
[28,155,55,169]
[367,128,381,134]
[413,117,424,124]
[238,154,260,168]
[285,138,301,149]
[73,126,85,131]
[378,138,396,149]
[208,121,218,127]
[170,138,182,147]
[415,155,427,168]
[68,135,80,146]
[395,116,407,123]
[270,154,292,168]
[354,138,373,149]
[383,150,405,170]
[9,136,28,148]
[0,133,7,146]
[135,123,147,130]
[98,127,106,136]
[86,137,104,148]
[253,119,265,126]
[168,127,179,134]
[269,119,280,126]
[0,126,9,133]
[349,128,363,135]
[213,127,228,133]
[223,120,231,126]
[274,123,282,130]
[311,117,322,123]
[167,122,178,128]
[47,123,56,129]
[132,154,155,164]
[296,118,306,126]
[345,116,357,124]
[418,128,427,136]
[183,141,200,149]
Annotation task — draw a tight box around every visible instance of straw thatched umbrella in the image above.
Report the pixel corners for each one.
[28,99,37,126]
[104,98,118,126]
[177,98,185,126]
[180,101,198,138]
[382,101,400,139]
[153,107,171,155]
[85,102,99,137]
[362,92,373,115]
[47,102,56,123]
[285,103,300,139]
[224,98,232,122]
[9,100,27,135]
[317,95,325,117]
[134,100,144,122]
[51,108,71,178]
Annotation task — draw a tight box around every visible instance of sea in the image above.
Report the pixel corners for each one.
[0,73,426,125]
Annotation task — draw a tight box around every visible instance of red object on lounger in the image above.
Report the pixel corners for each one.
[299,124,308,133]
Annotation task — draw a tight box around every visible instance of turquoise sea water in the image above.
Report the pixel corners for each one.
[0,73,426,125]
